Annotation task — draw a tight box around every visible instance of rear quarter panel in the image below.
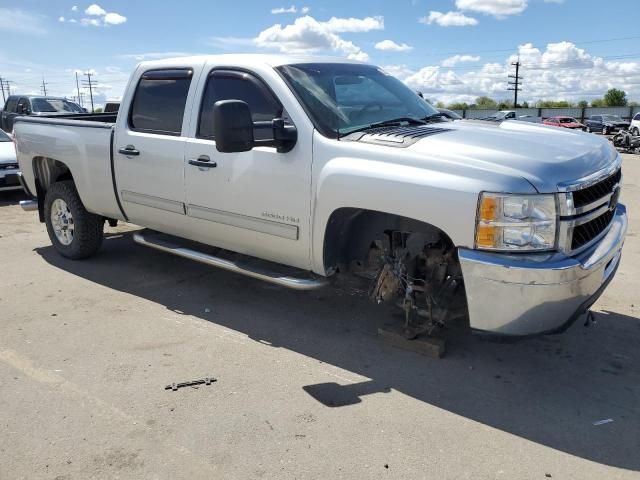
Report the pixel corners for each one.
[14,119,123,219]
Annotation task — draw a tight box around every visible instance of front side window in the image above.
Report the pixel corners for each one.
[198,71,282,140]
[277,63,438,138]
[602,115,623,122]
[634,113,640,121]
[130,69,193,135]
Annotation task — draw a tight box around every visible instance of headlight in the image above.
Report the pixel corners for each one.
[475,193,557,251]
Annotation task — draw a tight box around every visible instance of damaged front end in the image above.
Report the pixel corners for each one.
[357,230,467,339]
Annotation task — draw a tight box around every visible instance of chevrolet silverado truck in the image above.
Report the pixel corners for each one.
[13,55,627,338]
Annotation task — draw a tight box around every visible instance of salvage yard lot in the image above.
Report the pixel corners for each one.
[0,155,639,480]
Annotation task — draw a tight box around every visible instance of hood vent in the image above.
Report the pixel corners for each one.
[344,125,451,148]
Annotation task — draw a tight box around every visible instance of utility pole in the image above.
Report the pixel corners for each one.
[75,72,83,107]
[508,57,522,108]
[1,79,12,97]
[0,77,6,103]
[82,71,95,113]
[41,76,48,96]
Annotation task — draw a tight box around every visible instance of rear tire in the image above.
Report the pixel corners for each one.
[633,127,639,136]
[44,181,104,259]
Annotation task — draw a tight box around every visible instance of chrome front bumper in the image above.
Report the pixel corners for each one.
[459,204,627,337]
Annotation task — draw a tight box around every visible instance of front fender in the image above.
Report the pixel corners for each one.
[311,157,481,275]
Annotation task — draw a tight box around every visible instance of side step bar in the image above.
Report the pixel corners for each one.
[133,231,329,291]
[20,200,38,211]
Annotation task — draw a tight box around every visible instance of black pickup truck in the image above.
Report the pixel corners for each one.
[584,114,630,135]
[1,95,85,132]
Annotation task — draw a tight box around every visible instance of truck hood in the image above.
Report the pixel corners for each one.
[0,142,17,164]
[406,120,618,192]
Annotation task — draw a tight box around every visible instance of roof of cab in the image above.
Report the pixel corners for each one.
[137,53,365,70]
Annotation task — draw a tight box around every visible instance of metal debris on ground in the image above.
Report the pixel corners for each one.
[592,418,614,426]
[165,377,217,391]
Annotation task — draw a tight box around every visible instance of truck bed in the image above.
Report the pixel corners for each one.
[15,112,117,128]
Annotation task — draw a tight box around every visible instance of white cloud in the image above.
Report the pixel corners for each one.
[71,5,79,11]
[271,5,297,14]
[442,54,481,67]
[375,40,413,52]
[323,16,384,32]
[59,16,66,22]
[420,11,478,27]
[254,15,383,61]
[119,51,200,61]
[78,5,127,27]
[393,41,640,105]
[104,12,127,25]
[455,0,528,18]
[85,4,106,16]
[0,8,46,35]
[81,17,102,27]
[301,6,310,13]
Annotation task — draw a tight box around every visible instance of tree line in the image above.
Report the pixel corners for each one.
[435,88,638,111]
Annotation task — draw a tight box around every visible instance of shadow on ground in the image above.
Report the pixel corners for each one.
[0,190,29,207]
[36,231,640,471]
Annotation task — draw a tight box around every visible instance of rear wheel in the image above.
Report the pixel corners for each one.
[633,127,639,136]
[602,126,609,135]
[44,181,104,259]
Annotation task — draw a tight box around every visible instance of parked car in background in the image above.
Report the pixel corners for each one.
[483,110,541,123]
[1,95,85,132]
[0,129,21,192]
[631,112,640,136]
[437,108,462,120]
[585,114,630,135]
[103,101,121,113]
[543,116,585,130]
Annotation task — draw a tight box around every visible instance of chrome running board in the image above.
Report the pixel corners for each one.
[133,231,328,291]
[19,199,38,211]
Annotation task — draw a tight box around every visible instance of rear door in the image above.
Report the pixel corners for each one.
[113,67,198,231]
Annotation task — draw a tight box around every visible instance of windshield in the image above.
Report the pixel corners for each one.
[277,63,439,138]
[31,98,84,113]
[602,115,623,122]
[0,130,10,142]
[559,118,576,123]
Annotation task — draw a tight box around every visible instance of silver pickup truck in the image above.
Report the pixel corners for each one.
[14,55,627,339]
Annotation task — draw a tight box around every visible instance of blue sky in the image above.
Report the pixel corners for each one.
[2,0,639,107]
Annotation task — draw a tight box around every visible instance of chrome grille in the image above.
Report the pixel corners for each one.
[559,162,622,254]
[571,208,615,250]
[572,168,621,209]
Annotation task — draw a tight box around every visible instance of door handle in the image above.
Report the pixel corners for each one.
[118,145,140,156]
[188,155,217,168]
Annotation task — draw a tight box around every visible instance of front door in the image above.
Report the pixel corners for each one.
[183,68,312,270]
[113,68,195,231]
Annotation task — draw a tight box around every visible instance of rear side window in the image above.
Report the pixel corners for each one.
[129,69,193,135]
[198,70,282,140]
[634,113,640,121]
[5,97,18,112]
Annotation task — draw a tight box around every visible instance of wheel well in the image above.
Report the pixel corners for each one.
[32,157,74,222]
[323,207,455,274]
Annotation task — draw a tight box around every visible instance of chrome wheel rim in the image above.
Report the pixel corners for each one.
[51,199,74,245]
